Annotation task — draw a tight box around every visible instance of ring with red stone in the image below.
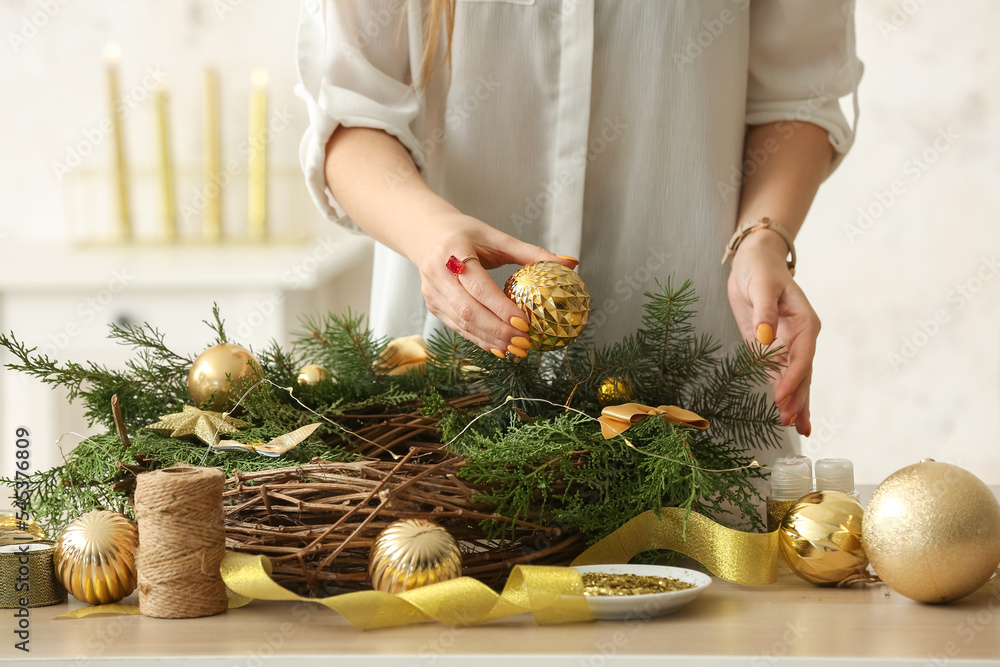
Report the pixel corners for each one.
[446,255,478,275]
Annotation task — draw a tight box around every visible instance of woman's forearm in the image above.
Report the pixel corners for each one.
[736,121,834,254]
[324,126,459,260]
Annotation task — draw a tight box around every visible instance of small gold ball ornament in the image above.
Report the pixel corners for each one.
[54,510,139,605]
[297,364,332,386]
[597,376,636,406]
[863,460,1000,603]
[188,343,264,411]
[503,261,590,351]
[778,491,868,586]
[369,519,463,594]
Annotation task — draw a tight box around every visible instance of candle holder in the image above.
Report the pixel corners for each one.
[63,166,319,248]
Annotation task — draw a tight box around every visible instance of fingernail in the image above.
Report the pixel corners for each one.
[510,316,530,332]
[756,323,774,346]
[776,395,790,407]
[507,344,527,358]
[788,413,797,427]
[490,348,505,359]
[511,336,531,350]
[556,254,580,266]
[804,423,812,438]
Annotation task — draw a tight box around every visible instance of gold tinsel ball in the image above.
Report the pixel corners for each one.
[503,261,590,351]
[778,491,868,586]
[188,343,264,411]
[369,519,463,594]
[863,460,1000,603]
[297,364,332,386]
[54,510,139,605]
[597,376,636,406]
[0,511,46,545]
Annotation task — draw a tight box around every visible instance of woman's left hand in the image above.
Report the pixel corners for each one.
[727,229,819,437]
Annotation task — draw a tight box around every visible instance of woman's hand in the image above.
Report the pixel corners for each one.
[727,229,818,437]
[405,213,578,358]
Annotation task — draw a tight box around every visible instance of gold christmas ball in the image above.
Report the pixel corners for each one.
[54,510,139,605]
[188,343,264,411]
[778,491,868,586]
[863,460,1000,603]
[297,364,331,386]
[0,511,46,545]
[503,261,590,351]
[597,376,636,406]
[369,519,463,594]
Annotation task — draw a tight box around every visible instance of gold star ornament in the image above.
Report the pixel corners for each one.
[146,405,249,446]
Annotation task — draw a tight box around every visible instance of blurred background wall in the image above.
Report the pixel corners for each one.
[0,0,997,485]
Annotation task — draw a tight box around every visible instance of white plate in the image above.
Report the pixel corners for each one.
[574,564,712,621]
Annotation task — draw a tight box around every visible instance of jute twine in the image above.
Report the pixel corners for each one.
[135,465,228,618]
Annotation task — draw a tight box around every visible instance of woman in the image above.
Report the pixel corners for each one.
[296,0,862,446]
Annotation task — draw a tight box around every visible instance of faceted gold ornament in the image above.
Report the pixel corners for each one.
[188,343,264,411]
[54,510,139,605]
[778,491,868,586]
[369,519,463,594]
[0,511,46,545]
[863,460,1000,603]
[297,364,332,386]
[597,376,636,406]
[503,261,590,351]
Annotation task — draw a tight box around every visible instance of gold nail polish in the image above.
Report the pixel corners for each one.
[776,395,790,407]
[511,336,531,349]
[556,254,579,264]
[788,413,797,427]
[507,345,527,358]
[510,317,530,332]
[804,423,812,438]
[490,348,505,359]
[756,323,774,346]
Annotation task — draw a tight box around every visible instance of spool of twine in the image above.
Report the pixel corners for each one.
[135,466,228,618]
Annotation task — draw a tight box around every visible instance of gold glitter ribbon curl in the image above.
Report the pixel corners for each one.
[597,403,710,439]
[572,507,780,586]
[59,552,592,629]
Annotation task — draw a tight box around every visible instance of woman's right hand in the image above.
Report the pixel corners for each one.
[405,213,578,358]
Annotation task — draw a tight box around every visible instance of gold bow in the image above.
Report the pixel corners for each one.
[597,403,710,439]
[377,335,429,376]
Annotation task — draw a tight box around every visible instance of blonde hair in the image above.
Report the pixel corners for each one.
[416,0,456,89]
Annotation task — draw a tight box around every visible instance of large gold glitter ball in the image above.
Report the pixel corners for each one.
[369,519,463,594]
[297,364,331,386]
[597,376,636,406]
[778,491,868,586]
[863,460,1000,603]
[503,261,590,351]
[0,511,46,545]
[54,510,139,605]
[188,343,264,411]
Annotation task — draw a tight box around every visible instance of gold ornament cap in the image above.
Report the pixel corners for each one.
[778,491,868,586]
[863,460,1000,603]
[188,343,263,411]
[54,510,139,605]
[369,519,463,594]
[503,261,590,351]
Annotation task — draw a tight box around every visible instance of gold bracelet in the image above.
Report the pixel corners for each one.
[720,217,797,276]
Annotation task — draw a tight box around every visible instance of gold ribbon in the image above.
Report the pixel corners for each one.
[598,403,711,439]
[60,552,591,629]
[377,335,429,376]
[0,541,67,608]
[572,507,779,586]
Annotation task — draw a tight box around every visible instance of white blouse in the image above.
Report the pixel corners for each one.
[295,0,862,352]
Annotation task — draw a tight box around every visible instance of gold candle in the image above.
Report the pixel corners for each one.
[104,42,131,242]
[154,83,177,242]
[247,69,268,242]
[203,68,222,242]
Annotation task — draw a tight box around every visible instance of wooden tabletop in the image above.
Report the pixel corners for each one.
[9,569,999,666]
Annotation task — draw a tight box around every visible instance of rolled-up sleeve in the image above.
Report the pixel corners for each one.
[295,0,424,231]
[746,0,864,175]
